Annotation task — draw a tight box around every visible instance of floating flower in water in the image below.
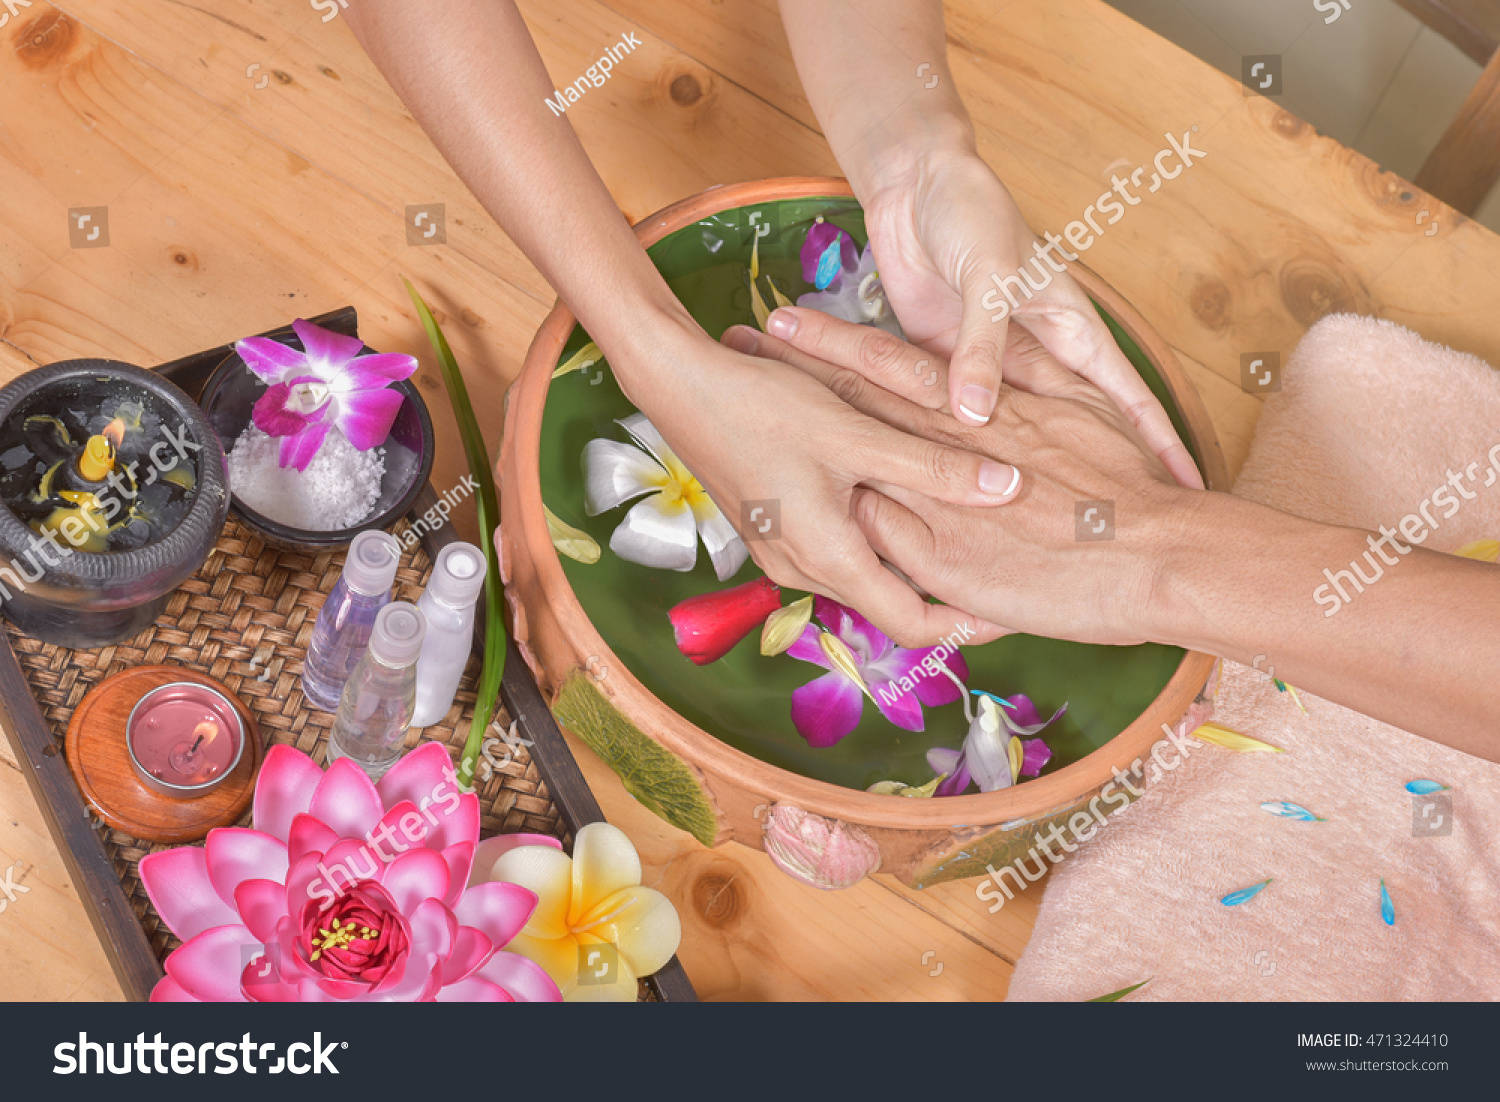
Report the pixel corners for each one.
[236,319,417,472]
[761,593,813,657]
[796,218,902,336]
[583,413,747,581]
[668,576,782,665]
[784,596,968,747]
[552,340,602,380]
[480,823,682,1001]
[928,691,1061,797]
[866,776,945,798]
[543,503,600,564]
[140,744,560,1002]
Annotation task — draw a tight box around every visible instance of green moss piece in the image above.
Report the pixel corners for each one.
[552,670,719,846]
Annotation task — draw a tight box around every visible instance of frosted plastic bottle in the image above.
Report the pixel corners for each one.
[301,530,402,711]
[411,541,486,727]
[326,602,426,781]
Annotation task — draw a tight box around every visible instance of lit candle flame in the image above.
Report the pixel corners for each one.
[102,418,126,449]
[189,720,219,754]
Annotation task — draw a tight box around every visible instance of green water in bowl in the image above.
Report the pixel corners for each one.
[537,196,1193,792]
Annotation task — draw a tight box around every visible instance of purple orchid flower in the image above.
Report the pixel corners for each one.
[796,219,903,337]
[786,595,969,748]
[929,692,1064,797]
[236,318,418,472]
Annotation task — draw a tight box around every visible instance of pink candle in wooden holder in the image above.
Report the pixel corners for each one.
[126,681,246,799]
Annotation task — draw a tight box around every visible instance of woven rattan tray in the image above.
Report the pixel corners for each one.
[0,309,695,1002]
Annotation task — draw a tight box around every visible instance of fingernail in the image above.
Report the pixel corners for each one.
[978,461,1020,497]
[722,325,758,355]
[957,385,996,425]
[767,308,797,339]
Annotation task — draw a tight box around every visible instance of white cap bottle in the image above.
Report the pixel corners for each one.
[411,542,487,727]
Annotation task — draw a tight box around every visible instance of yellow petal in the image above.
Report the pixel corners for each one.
[819,631,872,700]
[575,886,682,978]
[768,280,794,309]
[552,340,601,379]
[568,822,642,928]
[487,844,574,940]
[543,504,601,564]
[1457,539,1499,563]
[749,280,771,331]
[505,930,582,991]
[1190,722,1284,753]
[748,236,771,331]
[761,595,813,656]
[564,933,639,1003]
[1007,736,1023,783]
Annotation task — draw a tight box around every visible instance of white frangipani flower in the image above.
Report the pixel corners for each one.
[583,413,747,581]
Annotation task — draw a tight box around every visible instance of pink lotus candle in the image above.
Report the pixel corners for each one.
[127,682,246,798]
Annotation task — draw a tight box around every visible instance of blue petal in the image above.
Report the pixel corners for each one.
[1260,800,1324,822]
[1380,879,1396,926]
[1404,779,1448,795]
[969,689,1018,711]
[1221,879,1272,906]
[814,240,843,291]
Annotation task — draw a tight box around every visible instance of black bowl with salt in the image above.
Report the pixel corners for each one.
[199,350,434,553]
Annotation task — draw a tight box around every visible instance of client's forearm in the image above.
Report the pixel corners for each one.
[1152,492,1499,758]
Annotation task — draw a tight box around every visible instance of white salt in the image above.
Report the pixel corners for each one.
[228,424,385,531]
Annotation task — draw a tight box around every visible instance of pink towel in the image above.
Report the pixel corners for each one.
[1006,314,1500,1001]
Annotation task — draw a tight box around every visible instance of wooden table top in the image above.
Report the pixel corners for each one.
[1,0,1496,1002]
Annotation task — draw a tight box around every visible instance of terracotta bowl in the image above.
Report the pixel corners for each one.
[500,177,1228,889]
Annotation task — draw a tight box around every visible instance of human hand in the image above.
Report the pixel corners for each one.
[823,147,1202,488]
[725,316,1197,646]
[607,317,1020,647]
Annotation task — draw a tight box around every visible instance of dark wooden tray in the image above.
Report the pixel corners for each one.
[0,307,696,1003]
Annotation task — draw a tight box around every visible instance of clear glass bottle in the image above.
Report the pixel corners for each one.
[326,602,426,781]
[301,530,402,711]
[411,541,486,727]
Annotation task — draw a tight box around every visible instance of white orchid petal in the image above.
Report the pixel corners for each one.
[695,509,748,581]
[583,439,666,515]
[999,712,1052,738]
[965,697,1014,792]
[609,495,698,572]
[616,413,679,472]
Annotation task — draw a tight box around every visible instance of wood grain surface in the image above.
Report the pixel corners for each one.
[2,0,1498,1001]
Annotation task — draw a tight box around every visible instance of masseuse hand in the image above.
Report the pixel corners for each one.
[621,317,1013,647]
[793,150,1204,491]
[720,317,1188,646]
